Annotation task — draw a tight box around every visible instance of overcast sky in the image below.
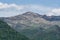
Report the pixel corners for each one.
[0,0,60,17]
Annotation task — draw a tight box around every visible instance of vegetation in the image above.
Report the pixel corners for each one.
[32,25,60,40]
[0,20,30,40]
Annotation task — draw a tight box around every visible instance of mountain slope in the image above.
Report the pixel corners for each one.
[1,12,60,40]
[2,12,53,37]
[32,25,60,40]
[0,20,30,40]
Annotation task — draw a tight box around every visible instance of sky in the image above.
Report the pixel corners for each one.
[0,0,60,17]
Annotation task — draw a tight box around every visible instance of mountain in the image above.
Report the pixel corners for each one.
[0,20,30,40]
[1,12,60,40]
[42,15,60,21]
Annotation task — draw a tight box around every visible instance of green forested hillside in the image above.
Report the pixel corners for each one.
[31,25,60,40]
[0,20,29,40]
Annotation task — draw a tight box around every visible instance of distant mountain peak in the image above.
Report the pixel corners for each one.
[23,11,36,15]
[1,11,60,21]
[22,11,41,17]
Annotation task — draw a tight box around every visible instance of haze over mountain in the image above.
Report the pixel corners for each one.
[1,12,60,40]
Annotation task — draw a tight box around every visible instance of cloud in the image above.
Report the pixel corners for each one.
[0,2,24,10]
[52,8,60,15]
[0,2,60,17]
[46,8,60,16]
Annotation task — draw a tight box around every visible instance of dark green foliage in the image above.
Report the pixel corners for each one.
[0,20,29,40]
[32,25,60,40]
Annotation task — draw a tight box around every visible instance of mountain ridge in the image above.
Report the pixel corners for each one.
[1,11,60,21]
